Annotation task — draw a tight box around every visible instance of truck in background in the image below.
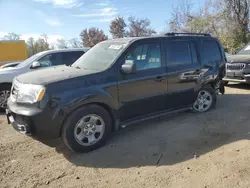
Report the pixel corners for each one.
[0,40,28,67]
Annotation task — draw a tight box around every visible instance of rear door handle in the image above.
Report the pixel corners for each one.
[155,76,165,82]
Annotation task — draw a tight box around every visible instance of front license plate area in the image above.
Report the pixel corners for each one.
[227,72,235,77]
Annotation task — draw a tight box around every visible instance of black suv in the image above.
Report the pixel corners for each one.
[223,43,250,84]
[6,33,226,153]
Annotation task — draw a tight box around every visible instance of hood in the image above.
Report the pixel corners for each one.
[227,55,250,63]
[16,65,98,85]
[1,62,20,69]
[0,66,22,73]
[0,66,26,83]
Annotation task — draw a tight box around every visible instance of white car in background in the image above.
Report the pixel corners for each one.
[0,61,22,69]
[0,48,89,109]
[225,52,232,59]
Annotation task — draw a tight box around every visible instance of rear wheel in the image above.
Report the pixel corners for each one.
[192,86,216,112]
[61,104,112,153]
[0,84,11,109]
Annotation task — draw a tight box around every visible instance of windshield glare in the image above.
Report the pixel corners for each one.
[72,42,128,71]
[237,44,250,55]
[16,51,46,68]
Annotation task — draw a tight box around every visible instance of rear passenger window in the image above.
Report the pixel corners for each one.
[62,51,85,65]
[167,41,192,65]
[200,40,222,64]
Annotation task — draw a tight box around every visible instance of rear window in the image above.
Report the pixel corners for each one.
[200,40,222,64]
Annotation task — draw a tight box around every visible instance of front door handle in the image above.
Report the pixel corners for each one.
[155,76,165,82]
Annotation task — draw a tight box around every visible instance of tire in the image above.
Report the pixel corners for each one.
[192,86,216,113]
[0,84,11,109]
[61,104,112,153]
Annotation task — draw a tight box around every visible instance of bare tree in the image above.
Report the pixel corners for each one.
[34,37,50,52]
[80,27,108,47]
[225,0,250,44]
[167,0,219,34]
[127,16,156,37]
[26,37,35,57]
[168,0,194,32]
[109,16,127,38]
[3,32,20,40]
[50,43,56,50]
[166,0,250,52]
[26,34,51,56]
[56,39,68,49]
[68,38,83,48]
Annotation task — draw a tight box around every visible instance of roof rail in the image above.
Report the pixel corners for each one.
[165,32,211,37]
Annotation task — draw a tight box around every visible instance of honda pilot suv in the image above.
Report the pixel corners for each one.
[223,43,250,84]
[6,33,226,153]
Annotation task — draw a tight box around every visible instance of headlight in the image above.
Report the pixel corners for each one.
[11,80,46,104]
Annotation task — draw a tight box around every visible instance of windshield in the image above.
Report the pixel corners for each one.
[16,51,47,68]
[237,44,250,55]
[72,41,128,71]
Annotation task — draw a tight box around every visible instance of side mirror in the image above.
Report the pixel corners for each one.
[121,60,136,74]
[30,61,41,69]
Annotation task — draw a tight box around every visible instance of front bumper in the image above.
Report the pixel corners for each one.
[6,109,32,135]
[223,67,250,83]
[223,74,250,83]
[6,99,63,140]
[222,77,250,83]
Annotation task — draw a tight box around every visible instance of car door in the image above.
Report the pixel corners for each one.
[117,39,168,122]
[62,51,85,66]
[164,38,202,110]
[36,52,62,68]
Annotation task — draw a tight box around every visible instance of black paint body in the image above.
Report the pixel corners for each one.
[7,35,226,139]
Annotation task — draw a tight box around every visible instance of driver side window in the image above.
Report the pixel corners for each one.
[125,42,161,71]
[38,53,62,67]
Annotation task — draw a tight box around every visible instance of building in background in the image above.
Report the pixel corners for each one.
[0,40,28,66]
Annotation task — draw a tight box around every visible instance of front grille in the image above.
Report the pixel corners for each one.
[226,63,245,71]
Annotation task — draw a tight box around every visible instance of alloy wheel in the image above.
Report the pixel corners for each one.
[74,114,105,146]
[193,90,213,112]
[0,90,10,109]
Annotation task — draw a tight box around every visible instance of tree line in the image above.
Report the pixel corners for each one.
[168,0,250,53]
[2,0,250,56]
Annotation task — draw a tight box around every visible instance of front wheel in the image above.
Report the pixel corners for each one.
[61,104,112,153]
[192,86,216,112]
[0,85,11,109]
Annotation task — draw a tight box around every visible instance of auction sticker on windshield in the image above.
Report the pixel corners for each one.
[108,45,123,50]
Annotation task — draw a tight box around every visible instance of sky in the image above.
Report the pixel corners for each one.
[0,0,206,44]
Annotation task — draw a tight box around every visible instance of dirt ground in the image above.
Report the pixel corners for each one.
[1,84,250,188]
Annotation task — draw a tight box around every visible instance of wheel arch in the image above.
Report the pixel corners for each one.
[0,82,12,109]
[0,82,12,88]
[59,102,117,137]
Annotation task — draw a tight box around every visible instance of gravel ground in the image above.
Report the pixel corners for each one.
[1,84,250,188]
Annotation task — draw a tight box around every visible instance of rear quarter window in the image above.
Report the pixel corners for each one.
[200,40,222,65]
